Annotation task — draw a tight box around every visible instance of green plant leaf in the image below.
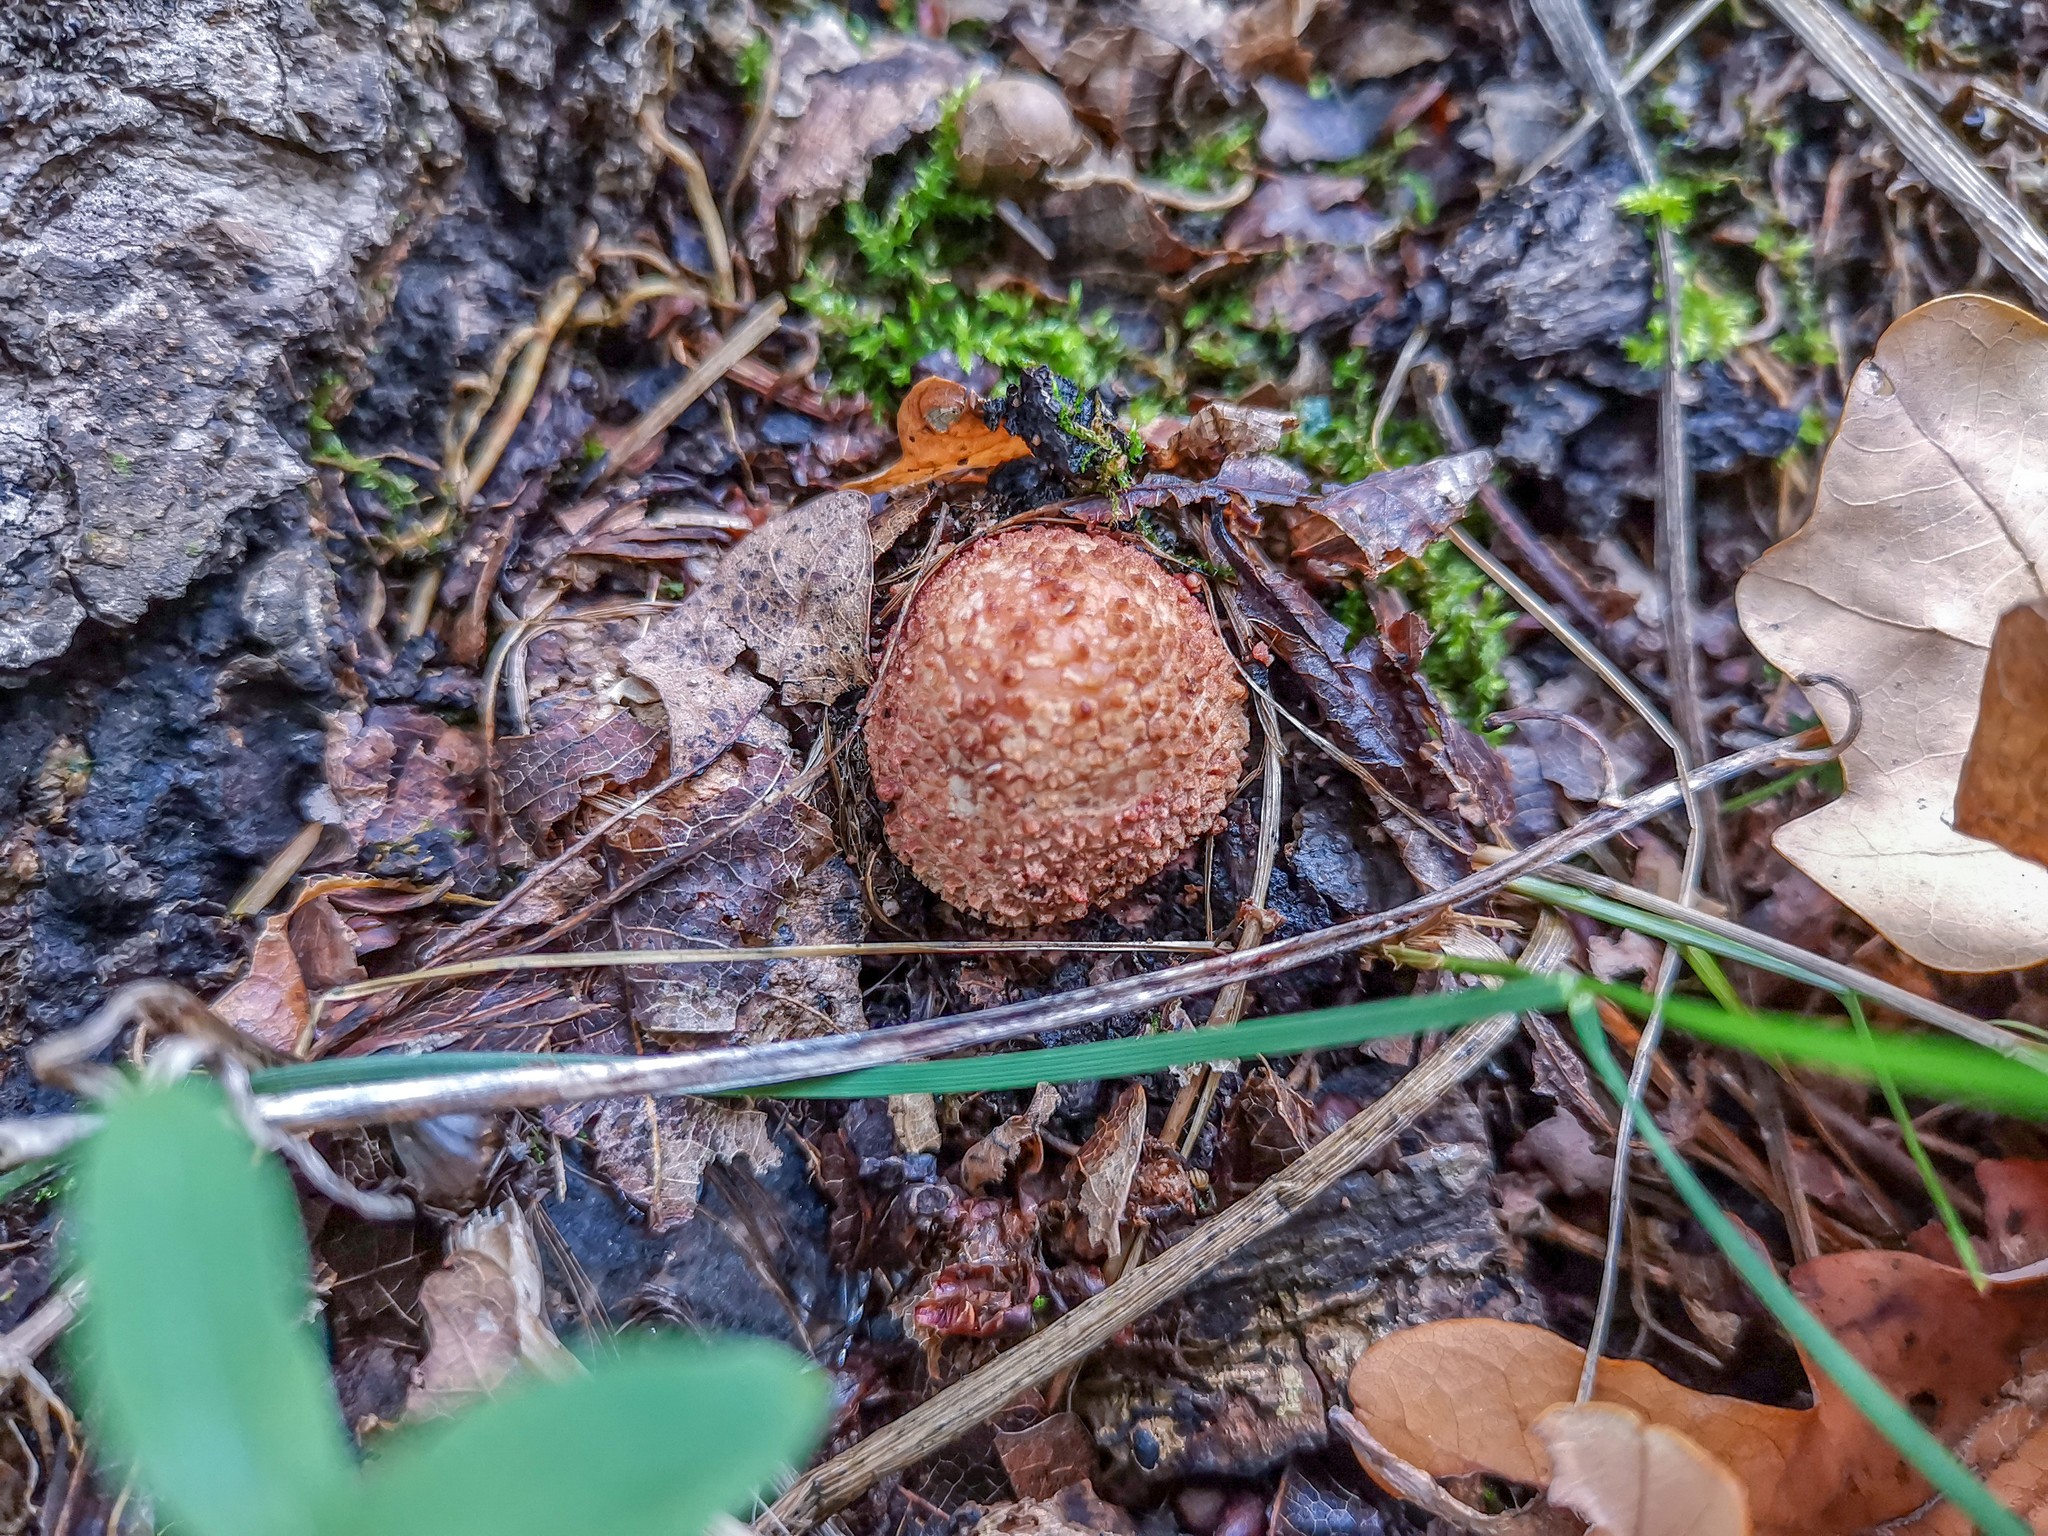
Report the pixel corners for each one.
[71,1077,353,1536]
[346,1336,826,1536]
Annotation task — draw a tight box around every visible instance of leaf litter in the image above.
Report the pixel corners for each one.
[29,3,2048,1536]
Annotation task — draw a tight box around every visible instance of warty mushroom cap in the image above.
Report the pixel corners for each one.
[865,523,1250,925]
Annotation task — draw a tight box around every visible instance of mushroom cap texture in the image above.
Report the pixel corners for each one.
[866,524,1250,925]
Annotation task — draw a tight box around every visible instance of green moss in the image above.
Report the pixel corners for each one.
[1617,178,1702,226]
[1623,265,1757,368]
[734,32,771,97]
[794,104,1129,404]
[1391,542,1514,725]
[1285,353,1438,482]
[1148,120,1258,193]
[1333,544,1516,726]
[307,374,422,517]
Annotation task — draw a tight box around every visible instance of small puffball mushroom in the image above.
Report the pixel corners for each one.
[865,524,1249,925]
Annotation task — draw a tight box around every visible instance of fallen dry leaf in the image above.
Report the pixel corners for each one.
[407,1202,574,1418]
[1286,450,1493,577]
[1956,600,2048,871]
[743,27,978,266]
[627,489,872,729]
[1735,293,2048,972]
[955,74,1091,190]
[1071,1084,1147,1258]
[1154,402,1295,479]
[962,1082,1060,1195]
[563,1096,781,1233]
[1534,1401,1749,1536]
[996,1412,1100,1501]
[842,377,1034,493]
[212,913,308,1057]
[494,694,661,839]
[1346,1251,2048,1536]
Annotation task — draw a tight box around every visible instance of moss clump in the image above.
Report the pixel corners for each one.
[1286,353,1438,482]
[308,375,422,518]
[1622,264,1757,368]
[1334,540,1515,727]
[794,107,1128,404]
[1148,119,1258,192]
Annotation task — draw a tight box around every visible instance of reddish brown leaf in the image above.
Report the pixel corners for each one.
[212,914,308,1056]
[1955,599,2048,871]
[494,697,660,838]
[1286,451,1493,577]
[1346,1252,2048,1536]
[962,1083,1059,1195]
[996,1413,1101,1501]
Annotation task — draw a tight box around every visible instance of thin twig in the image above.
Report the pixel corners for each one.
[639,105,736,304]
[323,937,1224,1007]
[1526,0,1719,1396]
[1168,603,1286,1153]
[585,297,787,487]
[1411,362,1620,643]
[762,1013,1524,1535]
[1519,0,1727,183]
[454,275,584,509]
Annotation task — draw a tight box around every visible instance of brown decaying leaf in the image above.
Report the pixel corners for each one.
[962,1082,1060,1195]
[1072,1084,1147,1258]
[566,1096,781,1234]
[1955,599,2048,871]
[1345,1251,2048,1536]
[1533,1402,1749,1536]
[494,695,660,838]
[215,888,370,1056]
[1286,450,1493,577]
[1735,293,2048,972]
[602,719,832,1039]
[626,489,872,729]
[973,1485,1136,1536]
[954,74,1091,190]
[1153,403,1296,479]
[406,1202,575,1418]
[842,377,1033,493]
[324,707,491,889]
[212,913,308,1056]
[996,1411,1100,1501]
[742,28,978,265]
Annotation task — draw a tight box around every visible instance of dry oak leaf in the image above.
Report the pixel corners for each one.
[1955,599,2048,872]
[1534,1401,1749,1536]
[1346,1252,2048,1536]
[1735,293,2048,972]
[626,488,873,730]
[842,377,1033,493]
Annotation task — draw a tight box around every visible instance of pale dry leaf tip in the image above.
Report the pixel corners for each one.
[1533,1402,1750,1536]
[1734,292,2048,972]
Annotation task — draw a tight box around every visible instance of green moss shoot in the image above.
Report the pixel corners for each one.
[794,106,1128,405]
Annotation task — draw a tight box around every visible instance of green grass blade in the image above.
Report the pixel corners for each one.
[1842,993,1986,1289]
[1591,982,2048,1119]
[1566,995,2026,1536]
[253,974,1572,1101]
